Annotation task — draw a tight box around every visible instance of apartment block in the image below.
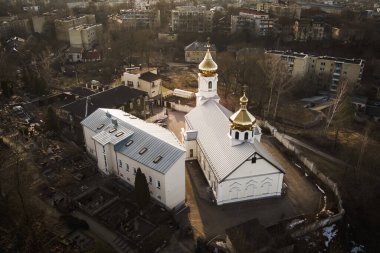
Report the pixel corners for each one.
[55,15,96,41]
[171,6,213,33]
[0,16,32,39]
[120,9,160,29]
[32,12,56,33]
[69,24,103,50]
[293,18,324,41]
[231,9,274,36]
[266,50,365,91]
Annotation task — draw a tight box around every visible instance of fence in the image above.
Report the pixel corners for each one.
[261,121,345,237]
[169,102,194,113]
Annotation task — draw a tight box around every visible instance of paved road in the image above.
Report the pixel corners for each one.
[282,134,352,168]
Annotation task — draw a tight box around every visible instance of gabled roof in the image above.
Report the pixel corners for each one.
[185,41,216,51]
[70,86,95,98]
[61,85,147,120]
[82,108,185,174]
[139,71,160,82]
[225,218,273,253]
[185,100,284,182]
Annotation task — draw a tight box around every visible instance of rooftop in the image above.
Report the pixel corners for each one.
[139,72,160,82]
[61,85,147,120]
[81,108,185,174]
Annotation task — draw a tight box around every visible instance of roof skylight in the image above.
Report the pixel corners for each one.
[125,140,134,147]
[153,156,163,164]
[139,147,147,155]
[115,132,124,137]
[109,128,117,133]
[97,124,104,129]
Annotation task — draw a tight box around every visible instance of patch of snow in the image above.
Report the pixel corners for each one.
[305,172,309,177]
[287,219,306,229]
[323,224,338,248]
[351,241,365,253]
[295,163,302,168]
[316,184,326,194]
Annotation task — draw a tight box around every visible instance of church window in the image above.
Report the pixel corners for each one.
[235,132,239,139]
[244,132,249,140]
[149,176,152,184]
[208,81,212,90]
[190,149,193,157]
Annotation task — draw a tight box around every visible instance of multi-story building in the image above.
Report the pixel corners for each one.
[134,0,159,10]
[82,108,186,210]
[265,50,365,91]
[121,67,162,98]
[54,15,96,41]
[117,9,161,29]
[231,9,274,36]
[0,16,32,39]
[270,3,301,19]
[69,24,103,50]
[32,12,56,34]
[184,41,216,63]
[171,6,213,33]
[293,18,325,41]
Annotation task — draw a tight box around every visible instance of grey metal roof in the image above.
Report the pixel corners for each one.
[185,100,284,182]
[82,109,185,174]
[92,124,134,146]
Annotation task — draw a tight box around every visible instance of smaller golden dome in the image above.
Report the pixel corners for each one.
[199,49,217,76]
[230,93,256,131]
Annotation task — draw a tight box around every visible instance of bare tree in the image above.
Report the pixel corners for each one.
[325,79,350,130]
[272,68,295,122]
[355,123,371,175]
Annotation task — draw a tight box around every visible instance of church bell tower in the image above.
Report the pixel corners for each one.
[196,42,220,106]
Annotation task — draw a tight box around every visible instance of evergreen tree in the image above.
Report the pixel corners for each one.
[44,106,60,133]
[134,168,150,209]
[1,81,13,98]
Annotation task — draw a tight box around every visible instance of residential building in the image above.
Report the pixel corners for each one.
[158,33,178,42]
[60,85,147,126]
[32,12,56,34]
[117,9,161,29]
[0,16,32,39]
[182,47,285,205]
[54,15,96,42]
[270,3,301,19]
[184,41,216,63]
[293,18,325,41]
[231,9,274,36]
[171,6,213,33]
[266,50,365,91]
[81,108,186,209]
[134,0,159,10]
[69,24,103,50]
[121,67,162,98]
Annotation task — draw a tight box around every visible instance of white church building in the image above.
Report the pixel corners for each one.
[182,46,285,205]
[81,108,186,210]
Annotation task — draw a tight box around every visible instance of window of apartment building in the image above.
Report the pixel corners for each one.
[119,160,122,168]
[157,180,161,189]
[149,176,152,184]
[126,163,129,172]
[133,168,137,175]
[127,81,133,87]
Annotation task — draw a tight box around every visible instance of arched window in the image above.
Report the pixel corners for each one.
[244,132,249,140]
[208,81,212,90]
[235,131,239,139]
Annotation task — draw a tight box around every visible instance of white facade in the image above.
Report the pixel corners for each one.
[121,68,162,98]
[82,108,186,210]
[69,24,102,50]
[184,50,284,205]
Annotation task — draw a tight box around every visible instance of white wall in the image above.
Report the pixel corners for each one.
[122,72,139,89]
[164,153,186,209]
[217,172,283,205]
[83,126,97,158]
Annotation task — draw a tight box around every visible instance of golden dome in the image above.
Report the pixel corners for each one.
[199,49,217,76]
[230,93,256,131]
